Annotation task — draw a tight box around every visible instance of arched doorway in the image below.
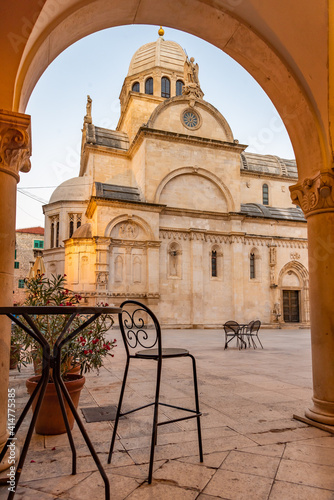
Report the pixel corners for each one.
[278,261,310,325]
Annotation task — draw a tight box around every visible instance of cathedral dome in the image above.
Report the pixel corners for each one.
[127,36,186,77]
[49,177,90,204]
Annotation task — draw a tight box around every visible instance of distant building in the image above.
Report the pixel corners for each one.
[14,227,44,304]
[43,31,309,327]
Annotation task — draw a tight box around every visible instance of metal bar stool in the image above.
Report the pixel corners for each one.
[108,300,203,483]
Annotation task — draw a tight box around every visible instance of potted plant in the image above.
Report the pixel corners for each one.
[14,274,117,434]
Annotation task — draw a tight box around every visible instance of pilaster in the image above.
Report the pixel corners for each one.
[0,110,31,470]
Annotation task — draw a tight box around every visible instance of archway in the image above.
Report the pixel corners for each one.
[11,1,328,178]
[1,3,334,462]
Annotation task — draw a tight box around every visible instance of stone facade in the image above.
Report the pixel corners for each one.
[43,32,309,328]
[14,227,44,304]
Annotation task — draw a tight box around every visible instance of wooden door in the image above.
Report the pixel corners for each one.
[283,290,300,322]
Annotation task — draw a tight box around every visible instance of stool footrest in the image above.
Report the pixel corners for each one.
[158,412,202,426]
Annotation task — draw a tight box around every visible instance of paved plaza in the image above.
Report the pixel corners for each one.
[1,327,334,499]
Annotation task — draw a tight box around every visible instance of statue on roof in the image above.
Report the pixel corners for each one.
[183,56,204,101]
[184,56,200,85]
[84,95,92,124]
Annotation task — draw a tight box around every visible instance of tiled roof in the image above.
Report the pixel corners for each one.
[16,226,44,234]
[94,183,141,203]
[94,127,129,150]
[240,203,305,221]
[241,153,298,178]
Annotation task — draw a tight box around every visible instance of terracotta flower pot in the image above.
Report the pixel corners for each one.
[26,374,85,435]
[9,344,21,370]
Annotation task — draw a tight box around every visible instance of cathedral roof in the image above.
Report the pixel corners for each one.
[94,182,141,202]
[127,37,186,77]
[71,223,92,238]
[94,127,129,150]
[240,203,305,221]
[241,152,297,178]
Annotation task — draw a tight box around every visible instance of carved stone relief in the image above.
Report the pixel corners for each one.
[0,111,31,180]
[119,222,139,239]
[290,171,334,216]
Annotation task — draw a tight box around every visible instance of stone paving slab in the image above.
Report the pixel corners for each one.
[1,328,334,499]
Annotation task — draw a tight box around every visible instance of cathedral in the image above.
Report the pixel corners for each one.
[43,29,309,328]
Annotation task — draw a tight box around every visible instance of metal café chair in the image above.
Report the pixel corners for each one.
[108,300,203,483]
[245,320,263,348]
[223,320,245,349]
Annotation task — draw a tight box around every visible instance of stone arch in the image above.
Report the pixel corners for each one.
[10,1,329,180]
[154,166,235,212]
[104,214,155,240]
[278,261,310,324]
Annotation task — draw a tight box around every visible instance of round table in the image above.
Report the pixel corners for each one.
[0,306,122,500]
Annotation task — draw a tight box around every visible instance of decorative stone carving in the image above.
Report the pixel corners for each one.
[97,271,108,284]
[119,222,139,239]
[269,246,277,266]
[290,252,301,260]
[84,95,92,124]
[0,110,31,180]
[182,83,204,103]
[269,244,277,287]
[290,171,334,216]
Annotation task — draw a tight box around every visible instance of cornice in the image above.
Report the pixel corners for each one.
[129,126,247,156]
[159,227,308,248]
[240,169,298,182]
[86,196,165,219]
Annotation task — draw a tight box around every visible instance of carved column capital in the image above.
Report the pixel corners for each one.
[290,171,334,217]
[0,110,31,181]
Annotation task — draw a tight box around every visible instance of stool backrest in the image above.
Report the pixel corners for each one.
[119,300,162,357]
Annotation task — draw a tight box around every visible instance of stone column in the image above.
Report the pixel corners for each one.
[291,171,334,425]
[190,230,205,327]
[146,242,160,300]
[230,234,245,320]
[0,110,31,470]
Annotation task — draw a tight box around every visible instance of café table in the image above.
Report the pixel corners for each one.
[0,305,122,500]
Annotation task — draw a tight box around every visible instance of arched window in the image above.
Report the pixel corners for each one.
[250,253,255,279]
[262,184,269,205]
[69,220,74,238]
[50,223,54,248]
[161,77,170,98]
[56,221,59,247]
[132,82,140,92]
[176,80,184,96]
[211,250,217,277]
[145,77,153,95]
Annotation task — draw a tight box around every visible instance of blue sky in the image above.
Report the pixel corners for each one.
[18,24,294,229]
